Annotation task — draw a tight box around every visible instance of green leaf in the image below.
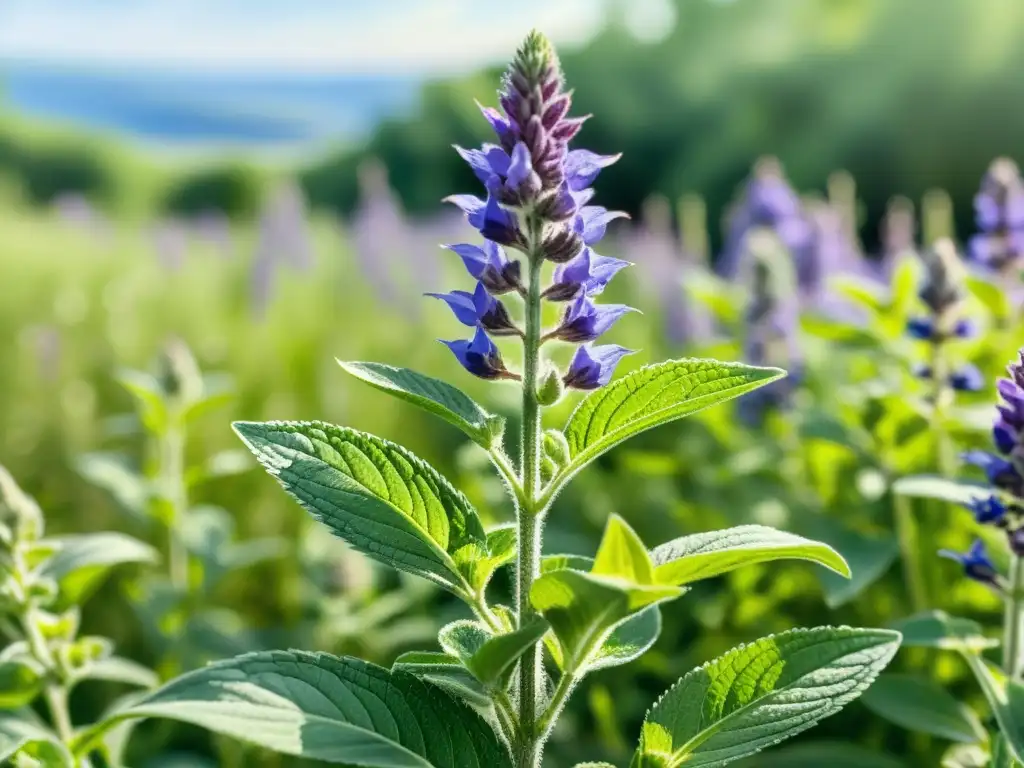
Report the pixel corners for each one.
[890,611,999,652]
[633,626,901,767]
[233,421,488,597]
[649,525,849,587]
[892,476,993,506]
[452,525,516,595]
[438,618,549,687]
[41,532,158,605]
[339,361,503,447]
[76,656,159,689]
[742,740,905,767]
[833,276,887,314]
[532,568,680,675]
[391,651,491,708]
[117,370,169,435]
[993,733,1024,768]
[540,554,661,673]
[967,275,1012,319]
[0,660,43,708]
[860,673,985,743]
[962,653,1024,763]
[554,360,785,490]
[0,710,70,765]
[801,516,898,608]
[77,650,512,767]
[593,514,657,584]
[75,452,150,519]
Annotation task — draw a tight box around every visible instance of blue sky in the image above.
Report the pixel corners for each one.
[0,0,642,74]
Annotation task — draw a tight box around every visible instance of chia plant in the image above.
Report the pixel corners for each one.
[53,33,899,768]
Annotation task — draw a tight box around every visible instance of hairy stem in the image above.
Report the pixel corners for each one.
[515,236,545,768]
[23,605,74,747]
[1005,555,1024,678]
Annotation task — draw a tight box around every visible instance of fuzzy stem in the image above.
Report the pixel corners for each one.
[22,605,74,749]
[1005,555,1024,678]
[515,228,545,768]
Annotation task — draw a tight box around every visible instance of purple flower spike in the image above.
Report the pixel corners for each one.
[966,495,1008,525]
[545,248,631,301]
[455,144,511,185]
[950,364,984,392]
[428,283,518,336]
[444,241,521,295]
[442,326,517,381]
[968,158,1024,273]
[563,344,633,390]
[427,289,479,326]
[551,296,636,343]
[962,450,1022,493]
[564,150,621,191]
[505,142,542,200]
[939,539,1000,587]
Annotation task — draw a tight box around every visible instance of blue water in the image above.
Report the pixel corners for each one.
[0,63,423,150]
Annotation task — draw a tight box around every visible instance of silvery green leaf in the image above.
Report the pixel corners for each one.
[41,532,158,605]
[117,370,169,435]
[233,421,488,597]
[437,617,549,687]
[891,476,993,506]
[633,626,901,767]
[0,710,70,765]
[0,660,43,708]
[860,673,985,743]
[75,656,159,689]
[890,611,998,652]
[76,650,512,767]
[338,361,503,447]
[650,525,849,586]
[551,360,784,494]
[452,525,516,595]
[75,452,150,520]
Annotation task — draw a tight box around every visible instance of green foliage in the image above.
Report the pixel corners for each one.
[860,673,985,743]
[161,163,266,219]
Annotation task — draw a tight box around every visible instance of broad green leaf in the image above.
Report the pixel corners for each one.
[649,525,849,586]
[890,611,998,652]
[892,476,993,506]
[233,421,488,596]
[540,555,661,673]
[802,516,898,608]
[77,650,512,767]
[75,452,150,519]
[181,381,235,424]
[633,626,901,767]
[452,525,516,595]
[943,742,990,768]
[532,568,681,674]
[742,740,905,767]
[962,653,1024,763]
[117,370,169,435]
[76,656,159,689]
[339,361,503,447]
[41,532,158,605]
[0,660,43,708]
[392,651,490,708]
[860,673,985,743]
[993,733,1024,768]
[593,514,656,584]
[438,618,549,687]
[554,360,784,490]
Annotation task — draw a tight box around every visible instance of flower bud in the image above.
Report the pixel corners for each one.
[157,337,203,406]
[536,365,564,406]
[540,456,558,485]
[542,429,571,468]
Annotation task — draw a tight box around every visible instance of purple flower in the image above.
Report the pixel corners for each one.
[442,326,517,381]
[549,296,636,343]
[968,158,1024,273]
[544,248,631,301]
[962,450,1022,493]
[444,241,522,295]
[445,189,522,247]
[575,206,629,246]
[939,540,1000,587]
[950,364,985,392]
[455,144,511,185]
[563,344,633,390]
[563,150,621,191]
[906,317,933,340]
[427,283,518,336]
[966,495,1008,525]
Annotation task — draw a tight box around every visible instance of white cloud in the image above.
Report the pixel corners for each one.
[0,0,607,73]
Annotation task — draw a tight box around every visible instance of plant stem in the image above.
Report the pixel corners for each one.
[162,425,189,591]
[1005,554,1024,678]
[893,492,927,613]
[515,240,545,768]
[23,607,74,747]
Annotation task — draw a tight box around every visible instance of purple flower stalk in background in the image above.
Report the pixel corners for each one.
[908,238,982,394]
[968,157,1024,276]
[438,30,633,383]
[939,540,1001,588]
